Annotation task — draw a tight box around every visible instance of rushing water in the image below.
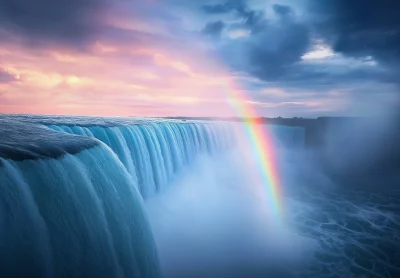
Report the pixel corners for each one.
[0,115,399,278]
[146,146,400,278]
[289,187,400,277]
[282,150,400,278]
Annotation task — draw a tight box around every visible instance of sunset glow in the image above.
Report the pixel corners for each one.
[0,0,398,117]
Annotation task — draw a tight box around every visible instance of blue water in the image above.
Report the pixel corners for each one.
[281,150,400,278]
[0,115,398,278]
[0,145,160,278]
[46,122,237,197]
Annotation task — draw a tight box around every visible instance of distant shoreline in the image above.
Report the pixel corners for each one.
[164,116,362,148]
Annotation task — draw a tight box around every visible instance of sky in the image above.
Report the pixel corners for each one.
[0,0,399,117]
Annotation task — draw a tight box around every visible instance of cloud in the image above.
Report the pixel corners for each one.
[272,4,292,17]
[309,0,400,67]
[201,0,263,27]
[202,0,246,15]
[198,0,399,116]
[274,60,397,88]
[0,69,18,83]
[0,0,399,117]
[0,0,105,46]
[218,3,310,81]
[202,21,225,38]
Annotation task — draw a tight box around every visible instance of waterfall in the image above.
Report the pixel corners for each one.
[0,119,160,278]
[0,115,306,278]
[46,121,237,198]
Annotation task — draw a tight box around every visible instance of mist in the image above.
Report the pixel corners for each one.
[146,140,319,278]
[146,116,400,277]
[314,114,400,191]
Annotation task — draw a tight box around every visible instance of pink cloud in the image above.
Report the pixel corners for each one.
[0,34,238,116]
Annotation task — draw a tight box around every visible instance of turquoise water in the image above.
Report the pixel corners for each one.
[0,115,398,277]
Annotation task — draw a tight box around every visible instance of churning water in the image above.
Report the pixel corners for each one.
[0,115,399,277]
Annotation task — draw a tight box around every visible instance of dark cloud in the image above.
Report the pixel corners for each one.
[202,0,262,25]
[202,2,235,14]
[202,0,246,15]
[204,0,399,94]
[0,0,105,46]
[0,69,17,84]
[310,0,400,67]
[202,21,225,38]
[240,59,397,94]
[248,23,309,80]
[272,4,292,17]
[220,3,310,81]
[275,62,398,88]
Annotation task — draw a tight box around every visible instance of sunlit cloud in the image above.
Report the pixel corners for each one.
[0,0,398,117]
[227,29,251,39]
[302,44,335,60]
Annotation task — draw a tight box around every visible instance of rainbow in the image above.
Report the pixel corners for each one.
[221,82,284,219]
[173,49,285,218]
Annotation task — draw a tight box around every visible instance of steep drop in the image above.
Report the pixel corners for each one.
[46,120,237,198]
[0,115,307,278]
[0,120,161,278]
